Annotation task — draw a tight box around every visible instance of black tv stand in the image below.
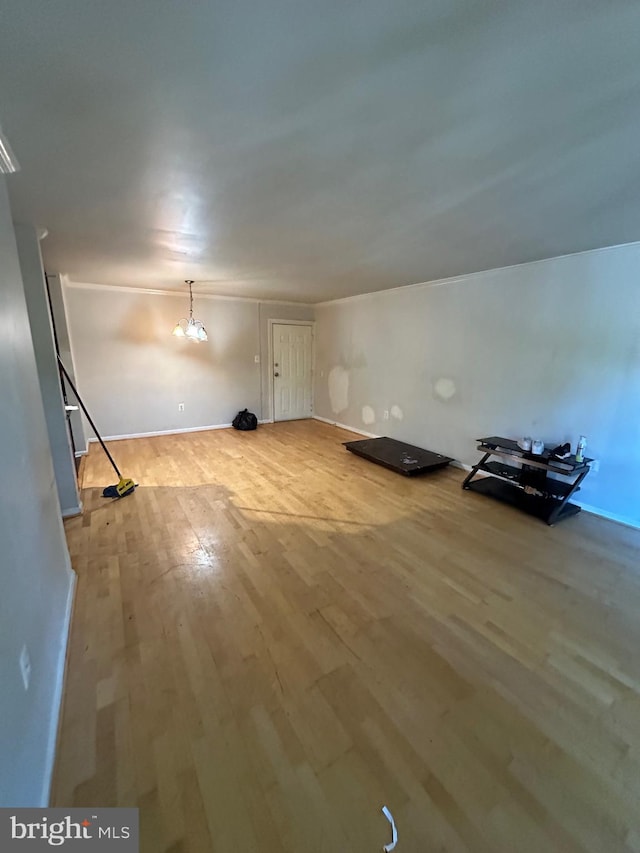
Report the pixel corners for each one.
[462,437,592,525]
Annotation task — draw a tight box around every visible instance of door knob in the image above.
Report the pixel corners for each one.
[274,372,280,377]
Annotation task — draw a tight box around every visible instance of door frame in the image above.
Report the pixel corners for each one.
[267,319,315,423]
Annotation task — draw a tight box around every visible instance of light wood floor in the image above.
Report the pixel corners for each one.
[54,420,640,852]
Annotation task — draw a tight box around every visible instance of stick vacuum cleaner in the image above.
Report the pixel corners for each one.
[57,356,136,499]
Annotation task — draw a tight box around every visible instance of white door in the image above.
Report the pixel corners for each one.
[272,324,313,421]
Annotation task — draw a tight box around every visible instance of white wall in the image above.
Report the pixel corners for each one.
[0,179,76,805]
[63,283,314,438]
[16,225,80,515]
[314,244,640,527]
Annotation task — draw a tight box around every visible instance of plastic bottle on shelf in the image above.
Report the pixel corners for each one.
[575,435,587,463]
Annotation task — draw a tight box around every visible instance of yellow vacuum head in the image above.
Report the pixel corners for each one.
[116,477,136,497]
[102,477,136,499]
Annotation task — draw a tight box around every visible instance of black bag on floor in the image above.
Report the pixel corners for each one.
[232,409,258,431]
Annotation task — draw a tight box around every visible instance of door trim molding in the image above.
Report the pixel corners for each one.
[267,319,315,422]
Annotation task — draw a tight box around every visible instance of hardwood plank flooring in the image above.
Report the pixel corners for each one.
[54,420,640,852]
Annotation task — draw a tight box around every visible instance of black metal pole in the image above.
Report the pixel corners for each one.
[56,355,122,480]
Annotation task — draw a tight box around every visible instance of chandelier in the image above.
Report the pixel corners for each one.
[172,280,208,342]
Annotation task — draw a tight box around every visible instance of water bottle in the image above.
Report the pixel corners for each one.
[575,435,587,463]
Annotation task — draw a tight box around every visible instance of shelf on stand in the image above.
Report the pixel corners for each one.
[480,461,577,499]
[463,436,591,525]
[466,476,582,523]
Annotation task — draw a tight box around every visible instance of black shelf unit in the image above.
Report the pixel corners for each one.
[462,437,592,525]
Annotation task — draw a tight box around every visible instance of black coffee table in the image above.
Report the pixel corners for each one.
[344,437,453,477]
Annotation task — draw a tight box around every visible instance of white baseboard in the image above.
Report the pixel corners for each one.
[574,501,640,530]
[312,415,379,439]
[43,570,76,806]
[86,419,274,444]
[87,422,234,442]
[74,450,87,458]
[61,502,83,519]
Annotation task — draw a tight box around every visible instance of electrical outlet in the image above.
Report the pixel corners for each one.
[383,410,389,420]
[590,459,600,473]
[19,645,31,691]
[178,402,185,412]
[254,355,260,363]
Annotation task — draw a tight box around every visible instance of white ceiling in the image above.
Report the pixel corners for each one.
[1,1,639,303]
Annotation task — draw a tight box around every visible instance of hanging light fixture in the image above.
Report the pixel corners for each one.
[172,280,208,342]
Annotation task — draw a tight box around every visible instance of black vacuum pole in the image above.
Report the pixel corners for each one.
[56,355,123,479]
[45,273,78,458]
